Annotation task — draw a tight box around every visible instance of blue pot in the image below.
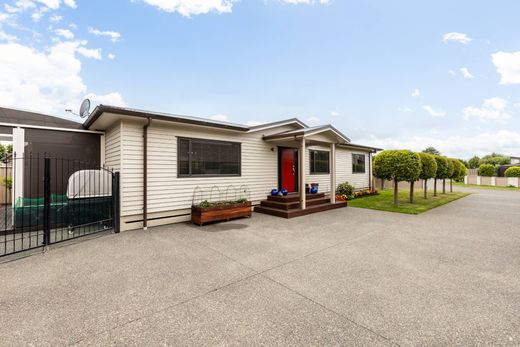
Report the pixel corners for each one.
[271,189,279,196]
[281,188,288,196]
[310,186,318,194]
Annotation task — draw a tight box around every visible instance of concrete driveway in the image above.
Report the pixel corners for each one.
[1,187,519,346]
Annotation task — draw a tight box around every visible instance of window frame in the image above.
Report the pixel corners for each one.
[309,150,330,175]
[177,137,242,178]
[352,153,366,174]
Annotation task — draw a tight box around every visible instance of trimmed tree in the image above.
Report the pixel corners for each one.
[373,153,392,190]
[374,150,421,206]
[448,158,462,192]
[443,159,454,194]
[505,167,520,177]
[458,164,467,182]
[478,163,495,177]
[468,155,480,169]
[433,156,449,196]
[417,152,437,199]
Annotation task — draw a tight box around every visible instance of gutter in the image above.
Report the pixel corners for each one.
[143,117,151,230]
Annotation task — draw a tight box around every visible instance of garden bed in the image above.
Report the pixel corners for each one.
[191,200,252,226]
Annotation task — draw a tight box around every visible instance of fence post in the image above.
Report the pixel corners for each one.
[112,171,120,233]
[43,158,51,247]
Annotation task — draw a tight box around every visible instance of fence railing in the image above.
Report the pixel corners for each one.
[1,154,120,258]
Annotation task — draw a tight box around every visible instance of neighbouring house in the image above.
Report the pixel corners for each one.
[511,156,520,165]
[0,106,105,202]
[83,105,380,231]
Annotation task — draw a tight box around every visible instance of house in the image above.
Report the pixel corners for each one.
[511,156,520,165]
[84,105,380,231]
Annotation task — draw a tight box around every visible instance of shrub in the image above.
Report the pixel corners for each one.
[337,182,354,197]
[1,177,12,190]
[478,163,495,177]
[468,155,480,169]
[505,167,520,177]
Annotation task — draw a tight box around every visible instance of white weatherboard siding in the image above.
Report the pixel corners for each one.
[336,147,370,189]
[118,119,300,228]
[104,121,121,170]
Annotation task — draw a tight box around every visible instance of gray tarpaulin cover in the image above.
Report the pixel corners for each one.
[67,170,112,199]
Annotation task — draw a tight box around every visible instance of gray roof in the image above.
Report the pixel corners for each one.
[262,124,352,143]
[85,105,250,131]
[0,106,83,129]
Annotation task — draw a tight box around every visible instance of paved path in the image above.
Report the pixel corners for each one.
[0,187,519,346]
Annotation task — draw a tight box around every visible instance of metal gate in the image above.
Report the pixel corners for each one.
[1,154,120,258]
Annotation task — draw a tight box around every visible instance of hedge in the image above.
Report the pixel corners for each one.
[478,163,495,177]
[505,167,520,178]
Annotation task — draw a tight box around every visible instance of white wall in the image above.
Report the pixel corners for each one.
[336,148,371,189]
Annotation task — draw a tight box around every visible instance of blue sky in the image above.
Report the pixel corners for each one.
[1,0,520,158]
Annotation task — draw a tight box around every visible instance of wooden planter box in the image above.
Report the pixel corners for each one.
[191,202,252,226]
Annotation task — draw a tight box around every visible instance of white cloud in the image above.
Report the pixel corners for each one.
[282,0,331,4]
[422,105,446,117]
[88,27,121,42]
[0,41,123,114]
[306,116,321,125]
[76,45,101,60]
[442,32,472,44]
[448,70,456,76]
[63,0,76,8]
[140,0,236,17]
[491,51,520,85]
[330,111,339,117]
[49,14,62,22]
[85,92,126,107]
[107,53,115,60]
[361,130,520,158]
[460,67,474,79]
[55,28,73,39]
[209,114,230,122]
[412,88,420,97]
[0,30,17,42]
[397,106,412,112]
[430,128,439,135]
[462,97,511,122]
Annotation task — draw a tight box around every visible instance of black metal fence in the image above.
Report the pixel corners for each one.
[1,154,120,258]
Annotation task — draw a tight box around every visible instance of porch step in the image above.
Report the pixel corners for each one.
[267,193,325,203]
[260,197,331,210]
[254,201,347,219]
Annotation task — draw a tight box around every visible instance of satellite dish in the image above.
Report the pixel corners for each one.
[79,98,91,118]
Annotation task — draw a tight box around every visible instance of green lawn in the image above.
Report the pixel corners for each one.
[453,182,520,191]
[348,189,470,215]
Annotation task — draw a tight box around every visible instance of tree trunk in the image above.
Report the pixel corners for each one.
[393,179,399,207]
[410,181,414,204]
[424,179,428,199]
[434,179,437,196]
[380,178,384,190]
[450,179,453,192]
[443,179,446,194]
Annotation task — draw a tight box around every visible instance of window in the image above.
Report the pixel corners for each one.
[178,137,241,177]
[352,154,366,174]
[310,150,330,174]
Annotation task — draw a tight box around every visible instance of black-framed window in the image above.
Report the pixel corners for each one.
[178,137,241,177]
[310,150,330,174]
[352,154,366,174]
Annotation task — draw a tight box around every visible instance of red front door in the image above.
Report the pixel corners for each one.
[280,148,298,192]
